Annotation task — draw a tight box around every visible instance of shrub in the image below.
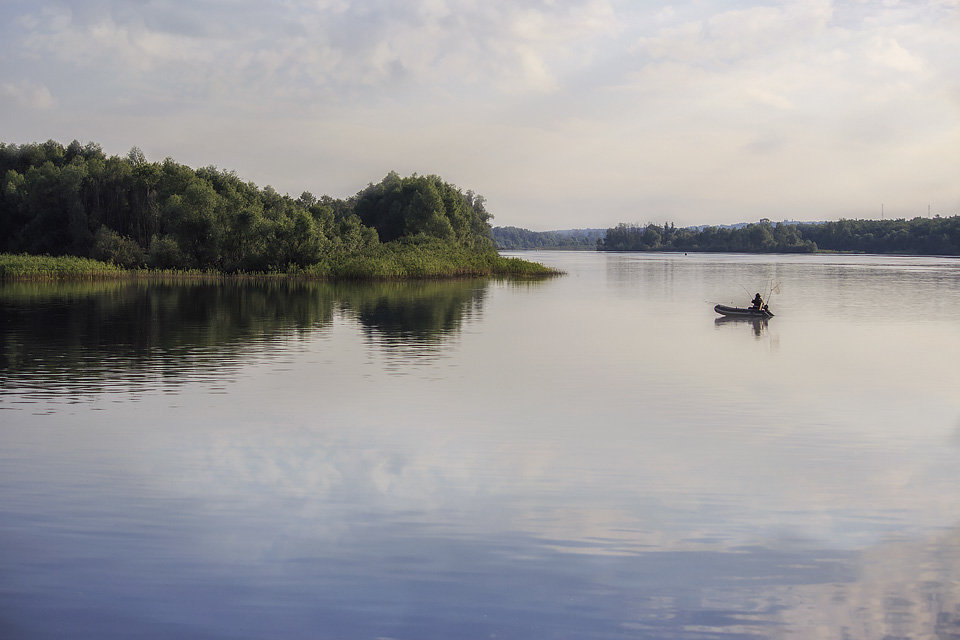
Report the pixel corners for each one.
[148,234,185,269]
[92,227,145,268]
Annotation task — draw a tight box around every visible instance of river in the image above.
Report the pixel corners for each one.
[2,251,959,639]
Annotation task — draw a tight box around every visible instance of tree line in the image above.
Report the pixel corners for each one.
[598,217,960,255]
[0,140,495,271]
[492,226,604,250]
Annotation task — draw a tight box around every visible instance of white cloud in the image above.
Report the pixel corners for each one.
[871,36,926,74]
[14,0,618,101]
[20,5,224,71]
[1,81,56,110]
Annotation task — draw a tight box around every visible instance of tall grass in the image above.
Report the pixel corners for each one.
[0,254,125,279]
[0,254,230,280]
[1,245,559,281]
[301,243,558,279]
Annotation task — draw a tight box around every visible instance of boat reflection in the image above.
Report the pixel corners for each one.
[714,314,768,336]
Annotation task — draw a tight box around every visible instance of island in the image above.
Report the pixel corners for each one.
[0,140,557,279]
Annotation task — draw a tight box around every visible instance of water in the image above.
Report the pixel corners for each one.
[2,252,959,639]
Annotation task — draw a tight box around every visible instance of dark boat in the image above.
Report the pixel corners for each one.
[714,304,774,318]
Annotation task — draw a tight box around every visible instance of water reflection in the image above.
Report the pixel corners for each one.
[3,253,960,639]
[0,280,336,397]
[0,278,490,397]
[714,315,769,337]
[336,280,486,352]
[773,526,960,639]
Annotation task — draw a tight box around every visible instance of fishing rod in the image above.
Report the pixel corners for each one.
[763,280,780,312]
[738,281,778,311]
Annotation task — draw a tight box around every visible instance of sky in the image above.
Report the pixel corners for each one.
[1,0,959,230]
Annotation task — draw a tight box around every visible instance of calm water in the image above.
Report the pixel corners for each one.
[2,252,960,639]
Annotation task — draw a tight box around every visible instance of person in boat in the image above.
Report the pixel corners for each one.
[750,293,764,311]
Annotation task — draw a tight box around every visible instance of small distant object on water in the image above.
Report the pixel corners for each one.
[714,292,774,318]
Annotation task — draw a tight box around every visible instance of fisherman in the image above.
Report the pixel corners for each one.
[750,292,764,311]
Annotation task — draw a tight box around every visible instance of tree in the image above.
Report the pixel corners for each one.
[126,146,147,167]
[354,173,492,246]
[92,226,145,267]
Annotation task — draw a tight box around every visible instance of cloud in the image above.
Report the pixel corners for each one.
[13,0,619,104]
[1,81,56,110]
[633,0,833,64]
[871,36,926,74]
[19,4,226,72]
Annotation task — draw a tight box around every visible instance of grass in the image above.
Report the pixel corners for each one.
[300,242,559,279]
[0,243,560,281]
[0,253,126,279]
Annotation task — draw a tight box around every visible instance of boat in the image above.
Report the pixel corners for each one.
[714,304,774,318]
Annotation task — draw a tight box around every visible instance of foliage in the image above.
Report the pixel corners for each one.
[796,217,960,255]
[353,172,493,248]
[0,253,125,279]
[598,217,960,255]
[0,140,543,278]
[492,226,604,250]
[300,238,558,279]
[92,227,146,268]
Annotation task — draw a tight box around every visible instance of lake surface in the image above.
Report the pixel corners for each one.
[2,251,960,639]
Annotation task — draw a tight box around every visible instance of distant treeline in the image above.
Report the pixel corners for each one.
[0,140,500,272]
[598,218,960,255]
[492,226,604,250]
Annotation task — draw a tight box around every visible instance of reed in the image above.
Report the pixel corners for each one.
[300,242,559,279]
[1,245,559,281]
[0,254,125,279]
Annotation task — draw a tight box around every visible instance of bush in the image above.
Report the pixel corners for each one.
[92,227,145,268]
[148,234,185,269]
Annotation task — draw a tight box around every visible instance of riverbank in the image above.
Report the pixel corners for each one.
[0,244,559,281]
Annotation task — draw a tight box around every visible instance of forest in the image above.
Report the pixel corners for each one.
[598,217,960,255]
[492,226,604,250]
[0,140,549,276]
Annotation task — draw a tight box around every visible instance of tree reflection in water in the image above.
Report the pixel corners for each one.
[0,278,490,395]
[335,280,488,370]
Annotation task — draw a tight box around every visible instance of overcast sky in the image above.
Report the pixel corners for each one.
[2,0,958,229]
